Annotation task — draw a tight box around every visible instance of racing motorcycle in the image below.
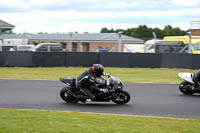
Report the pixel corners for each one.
[178,72,200,95]
[59,73,130,104]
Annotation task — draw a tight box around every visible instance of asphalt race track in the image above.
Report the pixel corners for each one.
[0,79,200,119]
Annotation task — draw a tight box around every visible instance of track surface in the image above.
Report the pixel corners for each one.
[0,79,200,119]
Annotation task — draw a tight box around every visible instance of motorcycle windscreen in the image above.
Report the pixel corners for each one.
[178,73,194,84]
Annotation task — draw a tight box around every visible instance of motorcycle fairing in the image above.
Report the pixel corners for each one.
[178,73,194,84]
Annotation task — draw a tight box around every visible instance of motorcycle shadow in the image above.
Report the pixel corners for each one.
[178,94,200,98]
[61,102,131,107]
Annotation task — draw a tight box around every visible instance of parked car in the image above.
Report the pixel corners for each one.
[16,45,35,51]
[32,43,64,52]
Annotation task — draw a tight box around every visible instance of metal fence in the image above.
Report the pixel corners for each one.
[0,52,200,69]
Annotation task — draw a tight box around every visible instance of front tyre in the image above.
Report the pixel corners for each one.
[111,91,130,104]
[179,81,194,95]
[60,87,79,103]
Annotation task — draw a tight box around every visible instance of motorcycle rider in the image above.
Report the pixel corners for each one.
[76,64,104,99]
[192,70,200,88]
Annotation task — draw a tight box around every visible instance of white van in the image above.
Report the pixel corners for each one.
[144,39,185,53]
[33,43,63,52]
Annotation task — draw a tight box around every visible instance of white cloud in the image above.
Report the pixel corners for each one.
[0,0,26,7]
[171,0,199,7]
[29,0,55,6]
[13,21,138,33]
[0,8,195,33]
[28,0,70,9]
[0,0,199,33]
[88,1,139,10]
[169,21,190,29]
[0,9,192,23]
[0,0,199,12]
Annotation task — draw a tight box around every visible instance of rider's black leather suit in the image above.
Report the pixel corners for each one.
[193,70,200,87]
[76,68,98,99]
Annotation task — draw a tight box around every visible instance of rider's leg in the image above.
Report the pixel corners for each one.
[80,87,95,99]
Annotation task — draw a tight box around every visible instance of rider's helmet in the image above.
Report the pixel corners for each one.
[92,64,104,77]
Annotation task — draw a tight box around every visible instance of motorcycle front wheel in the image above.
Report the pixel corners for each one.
[179,81,194,95]
[60,87,79,103]
[111,91,130,104]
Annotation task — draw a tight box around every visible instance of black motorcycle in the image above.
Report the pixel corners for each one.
[59,73,131,104]
[178,72,200,95]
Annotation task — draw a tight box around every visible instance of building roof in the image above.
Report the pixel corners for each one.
[0,19,15,28]
[0,33,144,43]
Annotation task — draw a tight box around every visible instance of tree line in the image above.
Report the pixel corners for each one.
[100,25,187,41]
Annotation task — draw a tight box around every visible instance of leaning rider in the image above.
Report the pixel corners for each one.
[76,64,104,99]
[192,70,200,88]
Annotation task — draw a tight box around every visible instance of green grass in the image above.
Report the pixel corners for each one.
[0,67,197,83]
[0,109,200,133]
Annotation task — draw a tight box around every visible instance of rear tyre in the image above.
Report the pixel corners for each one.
[60,87,79,103]
[179,81,194,95]
[111,91,130,104]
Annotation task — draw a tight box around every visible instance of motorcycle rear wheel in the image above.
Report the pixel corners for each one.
[111,91,130,104]
[60,87,79,103]
[179,81,194,95]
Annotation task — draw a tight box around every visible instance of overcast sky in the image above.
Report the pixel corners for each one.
[0,0,199,33]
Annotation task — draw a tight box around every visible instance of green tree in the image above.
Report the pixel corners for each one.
[163,25,173,36]
[152,28,164,39]
[134,25,152,40]
[101,27,110,33]
[100,25,187,40]
[172,27,186,36]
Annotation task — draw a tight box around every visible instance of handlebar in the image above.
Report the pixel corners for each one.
[103,72,111,77]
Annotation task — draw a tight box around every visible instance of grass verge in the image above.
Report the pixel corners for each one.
[0,109,200,133]
[0,67,197,83]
